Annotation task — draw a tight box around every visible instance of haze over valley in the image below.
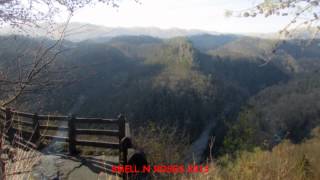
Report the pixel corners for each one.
[1,25,320,157]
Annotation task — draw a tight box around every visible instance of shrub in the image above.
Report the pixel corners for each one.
[133,122,190,165]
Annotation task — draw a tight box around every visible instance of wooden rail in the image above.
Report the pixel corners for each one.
[0,107,133,174]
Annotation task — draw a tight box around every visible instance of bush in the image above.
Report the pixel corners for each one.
[133,122,190,165]
[188,127,320,180]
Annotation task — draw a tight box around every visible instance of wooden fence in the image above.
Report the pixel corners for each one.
[0,107,133,170]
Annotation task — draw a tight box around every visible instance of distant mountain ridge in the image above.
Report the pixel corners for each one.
[0,22,220,42]
[1,22,320,42]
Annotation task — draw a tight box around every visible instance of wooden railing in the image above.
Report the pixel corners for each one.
[0,107,132,169]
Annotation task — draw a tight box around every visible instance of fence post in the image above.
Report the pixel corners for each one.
[32,113,40,148]
[118,114,126,166]
[68,115,77,155]
[5,108,14,144]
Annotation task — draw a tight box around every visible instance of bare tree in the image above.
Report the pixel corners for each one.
[226,0,320,65]
[0,0,139,107]
[229,0,320,39]
[0,1,134,178]
[0,0,123,28]
[0,16,71,107]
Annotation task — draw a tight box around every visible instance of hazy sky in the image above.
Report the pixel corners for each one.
[63,0,292,34]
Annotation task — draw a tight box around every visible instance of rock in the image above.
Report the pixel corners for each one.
[31,155,120,180]
[3,145,120,180]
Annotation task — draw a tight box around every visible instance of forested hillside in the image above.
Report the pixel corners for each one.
[1,33,320,160]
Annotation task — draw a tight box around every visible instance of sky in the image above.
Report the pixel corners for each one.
[58,0,292,34]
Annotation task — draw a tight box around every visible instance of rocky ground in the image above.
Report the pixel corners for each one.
[3,146,121,180]
[31,155,120,180]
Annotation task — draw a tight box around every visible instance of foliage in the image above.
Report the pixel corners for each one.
[236,0,320,40]
[222,109,258,154]
[133,122,190,165]
[2,33,320,161]
[186,127,320,180]
[0,0,124,27]
[242,74,320,147]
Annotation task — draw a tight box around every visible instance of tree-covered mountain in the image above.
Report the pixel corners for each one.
[1,33,320,158]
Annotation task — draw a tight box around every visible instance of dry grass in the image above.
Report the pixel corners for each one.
[2,112,320,180]
[185,127,320,180]
[4,147,41,180]
[1,134,41,180]
[1,113,41,180]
